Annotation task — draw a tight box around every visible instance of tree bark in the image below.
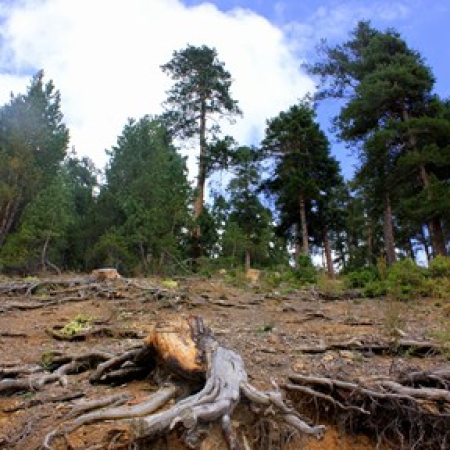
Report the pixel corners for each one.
[0,196,21,246]
[420,226,431,264]
[192,99,207,263]
[403,108,447,257]
[41,230,52,272]
[367,220,374,265]
[299,191,309,254]
[245,248,251,272]
[323,226,334,278]
[418,164,447,257]
[40,316,325,449]
[295,223,302,261]
[383,193,397,265]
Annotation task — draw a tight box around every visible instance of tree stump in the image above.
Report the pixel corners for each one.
[42,315,325,449]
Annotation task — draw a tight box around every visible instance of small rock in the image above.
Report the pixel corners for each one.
[322,353,335,362]
[339,350,354,361]
[267,334,282,345]
[291,359,306,372]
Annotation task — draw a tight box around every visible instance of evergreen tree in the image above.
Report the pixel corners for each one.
[161,45,241,259]
[222,146,277,270]
[308,21,450,259]
[93,116,191,274]
[62,152,99,270]
[0,71,69,245]
[261,101,341,273]
[0,174,74,273]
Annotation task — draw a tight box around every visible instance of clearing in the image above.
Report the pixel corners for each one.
[0,274,449,449]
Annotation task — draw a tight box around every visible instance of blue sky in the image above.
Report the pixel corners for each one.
[182,0,450,178]
[0,0,448,180]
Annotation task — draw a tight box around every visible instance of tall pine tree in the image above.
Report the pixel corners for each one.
[161,45,241,260]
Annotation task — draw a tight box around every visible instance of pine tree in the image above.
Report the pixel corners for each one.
[161,45,241,260]
[308,21,450,259]
[222,146,276,270]
[0,175,74,273]
[93,116,191,274]
[62,152,99,270]
[0,71,69,246]
[261,101,341,272]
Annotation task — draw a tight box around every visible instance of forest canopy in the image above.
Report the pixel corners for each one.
[0,21,449,277]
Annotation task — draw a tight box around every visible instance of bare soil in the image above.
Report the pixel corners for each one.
[0,274,448,449]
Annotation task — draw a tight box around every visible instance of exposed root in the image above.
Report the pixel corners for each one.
[42,386,178,449]
[0,351,114,394]
[285,370,450,450]
[28,316,325,449]
[294,337,444,356]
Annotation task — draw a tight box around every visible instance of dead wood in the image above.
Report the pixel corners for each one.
[0,295,92,313]
[0,351,114,394]
[3,391,85,412]
[0,277,91,296]
[29,316,326,449]
[295,337,444,356]
[45,325,142,341]
[285,369,450,449]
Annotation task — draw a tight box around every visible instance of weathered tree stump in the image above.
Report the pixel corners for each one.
[41,315,325,449]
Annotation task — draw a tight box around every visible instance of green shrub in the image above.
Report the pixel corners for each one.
[291,254,317,284]
[385,258,427,301]
[317,273,345,297]
[423,276,450,299]
[346,266,379,288]
[364,280,387,298]
[429,255,450,278]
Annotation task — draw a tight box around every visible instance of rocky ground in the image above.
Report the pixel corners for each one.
[0,274,449,449]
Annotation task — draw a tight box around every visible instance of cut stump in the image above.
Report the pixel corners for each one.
[42,315,325,449]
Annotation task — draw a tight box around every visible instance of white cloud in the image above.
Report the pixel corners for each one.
[0,0,315,177]
[284,0,413,55]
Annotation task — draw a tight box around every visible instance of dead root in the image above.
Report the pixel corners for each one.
[0,275,188,314]
[30,316,325,449]
[285,369,450,450]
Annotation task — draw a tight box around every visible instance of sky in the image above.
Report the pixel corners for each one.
[0,0,449,181]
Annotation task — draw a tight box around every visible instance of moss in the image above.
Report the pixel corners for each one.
[60,314,93,336]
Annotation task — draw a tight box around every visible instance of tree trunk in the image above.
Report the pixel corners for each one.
[383,193,397,265]
[408,239,416,262]
[41,231,51,272]
[192,100,207,263]
[367,220,374,265]
[294,223,302,261]
[323,226,334,278]
[41,316,325,449]
[138,242,150,273]
[429,217,447,257]
[403,108,447,257]
[420,226,431,264]
[418,165,447,257]
[0,196,21,246]
[245,248,251,272]
[299,191,309,254]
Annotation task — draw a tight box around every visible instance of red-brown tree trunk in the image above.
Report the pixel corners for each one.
[403,108,447,258]
[245,249,251,272]
[192,100,207,263]
[299,191,309,255]
[0,196,21,246]
[323,226,334,278]
[383,193,397,266]
[419,165,447,257]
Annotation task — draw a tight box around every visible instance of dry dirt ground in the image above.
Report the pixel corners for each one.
[0,274,449,449]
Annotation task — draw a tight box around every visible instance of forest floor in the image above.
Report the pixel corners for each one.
[0,273,449,450]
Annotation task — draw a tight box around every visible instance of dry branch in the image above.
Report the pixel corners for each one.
[285,369,450,449]
[45,325,142,341]
[33,316,325,449]
[295,337,444,356]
